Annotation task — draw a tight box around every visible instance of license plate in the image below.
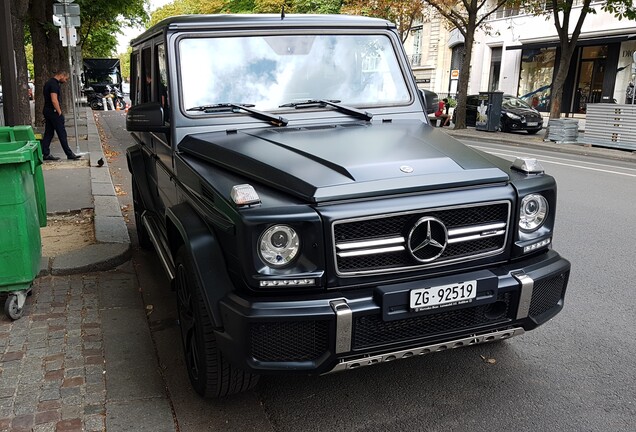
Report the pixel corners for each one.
[526,122,538,126]
[410,280,477,311]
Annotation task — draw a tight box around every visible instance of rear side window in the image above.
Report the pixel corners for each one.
[141,47,152,103]
[156,43,169,112]
[131,52,139,105]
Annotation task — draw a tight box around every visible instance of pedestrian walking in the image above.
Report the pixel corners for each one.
[41,70,81,160]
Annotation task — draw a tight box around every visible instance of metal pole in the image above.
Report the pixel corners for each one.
[63,2,80,152]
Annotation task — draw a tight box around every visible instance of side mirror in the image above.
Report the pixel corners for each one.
[126,102,168,133]
[418,89,428,113]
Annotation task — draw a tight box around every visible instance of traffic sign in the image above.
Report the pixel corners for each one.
[53,3,79,17]
[59,27,77,47]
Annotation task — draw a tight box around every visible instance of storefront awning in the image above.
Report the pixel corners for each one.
[506,34,636,50]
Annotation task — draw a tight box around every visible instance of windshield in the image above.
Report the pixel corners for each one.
[503,97,532,110]
[86,71,119,86]
[179,34,411,112]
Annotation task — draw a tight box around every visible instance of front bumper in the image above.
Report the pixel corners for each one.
[216,250,570,375]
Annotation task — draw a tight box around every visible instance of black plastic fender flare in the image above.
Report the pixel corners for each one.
[166,203,233,328]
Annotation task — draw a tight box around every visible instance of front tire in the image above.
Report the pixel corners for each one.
[175,247,259,398]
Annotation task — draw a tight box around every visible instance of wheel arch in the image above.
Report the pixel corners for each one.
[166,203,233,328]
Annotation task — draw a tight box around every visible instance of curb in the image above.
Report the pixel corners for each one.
[39,108,131,276]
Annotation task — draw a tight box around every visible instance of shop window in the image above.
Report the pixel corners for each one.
[489,47,502,91]
[518,47,556,112]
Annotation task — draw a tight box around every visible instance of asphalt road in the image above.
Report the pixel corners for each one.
[97,110,636,432]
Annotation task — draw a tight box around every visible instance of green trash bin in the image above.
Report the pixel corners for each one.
[0,125,47,320]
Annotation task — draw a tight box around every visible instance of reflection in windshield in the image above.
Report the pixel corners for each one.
[179,34,410,112]
[503,97,532,110]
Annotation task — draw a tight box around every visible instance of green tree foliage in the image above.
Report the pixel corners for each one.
[149,0,227,27]
[119,47,132,81]
[342,0,425,43]
[293,0,342,14]
[149,0,341,25]
[77,0,148,57]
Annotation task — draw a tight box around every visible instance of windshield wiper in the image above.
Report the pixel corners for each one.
[187,103,288,127]
[187,103,256,111]
[279,99,373,121]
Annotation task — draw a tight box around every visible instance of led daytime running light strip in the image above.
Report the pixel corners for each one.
[260,279,316,287]
[524,237,551,253]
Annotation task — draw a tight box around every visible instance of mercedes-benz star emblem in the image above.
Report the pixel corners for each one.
[400,165,414,173]
[408,217,448,262]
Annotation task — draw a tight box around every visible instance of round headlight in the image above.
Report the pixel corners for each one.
[519,194,548,232]
[259,225,300,268]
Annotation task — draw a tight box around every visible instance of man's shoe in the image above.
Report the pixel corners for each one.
[43,155,60,161]
[67,154,82,160]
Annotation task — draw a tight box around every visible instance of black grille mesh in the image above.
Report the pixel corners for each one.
[251,320,329,362]
[334,203,509,273]
[353,293,512,349]
[529,272,568,317]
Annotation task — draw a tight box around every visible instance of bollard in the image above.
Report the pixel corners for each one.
[108,98,115,110]
[102,98,108,111]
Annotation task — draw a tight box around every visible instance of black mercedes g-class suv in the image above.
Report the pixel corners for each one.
[126,14,570,398]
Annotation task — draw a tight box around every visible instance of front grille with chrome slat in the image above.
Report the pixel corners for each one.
[333,202,510,275]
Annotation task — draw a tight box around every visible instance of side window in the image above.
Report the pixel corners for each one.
[131,52,139,105]
[156,43,169,112]
[141,47,152,103]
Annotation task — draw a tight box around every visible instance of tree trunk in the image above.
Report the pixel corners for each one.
[29,0,67,127]
[549,44,575,119]
[453,22,476,130]
[10,0,32,126]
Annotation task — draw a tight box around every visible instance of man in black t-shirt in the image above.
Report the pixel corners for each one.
[41,70,81,160]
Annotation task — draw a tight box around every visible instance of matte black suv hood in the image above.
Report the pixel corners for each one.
[178,121,509,203]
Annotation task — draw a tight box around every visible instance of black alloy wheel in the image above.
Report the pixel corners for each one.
[174,247,259,398]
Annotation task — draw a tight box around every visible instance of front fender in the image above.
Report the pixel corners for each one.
[166,203,233,328]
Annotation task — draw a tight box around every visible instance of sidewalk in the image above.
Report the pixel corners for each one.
[0,108,145,432]
[39,108,131,275]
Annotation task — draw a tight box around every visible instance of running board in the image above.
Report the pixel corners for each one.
[142,212,175,281]
[325,327,525,374]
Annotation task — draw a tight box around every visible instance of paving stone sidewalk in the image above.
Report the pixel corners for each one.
[0,261,173,432]
[0,273,106,432]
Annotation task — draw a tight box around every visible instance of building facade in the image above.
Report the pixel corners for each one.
[405,1,636,114]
